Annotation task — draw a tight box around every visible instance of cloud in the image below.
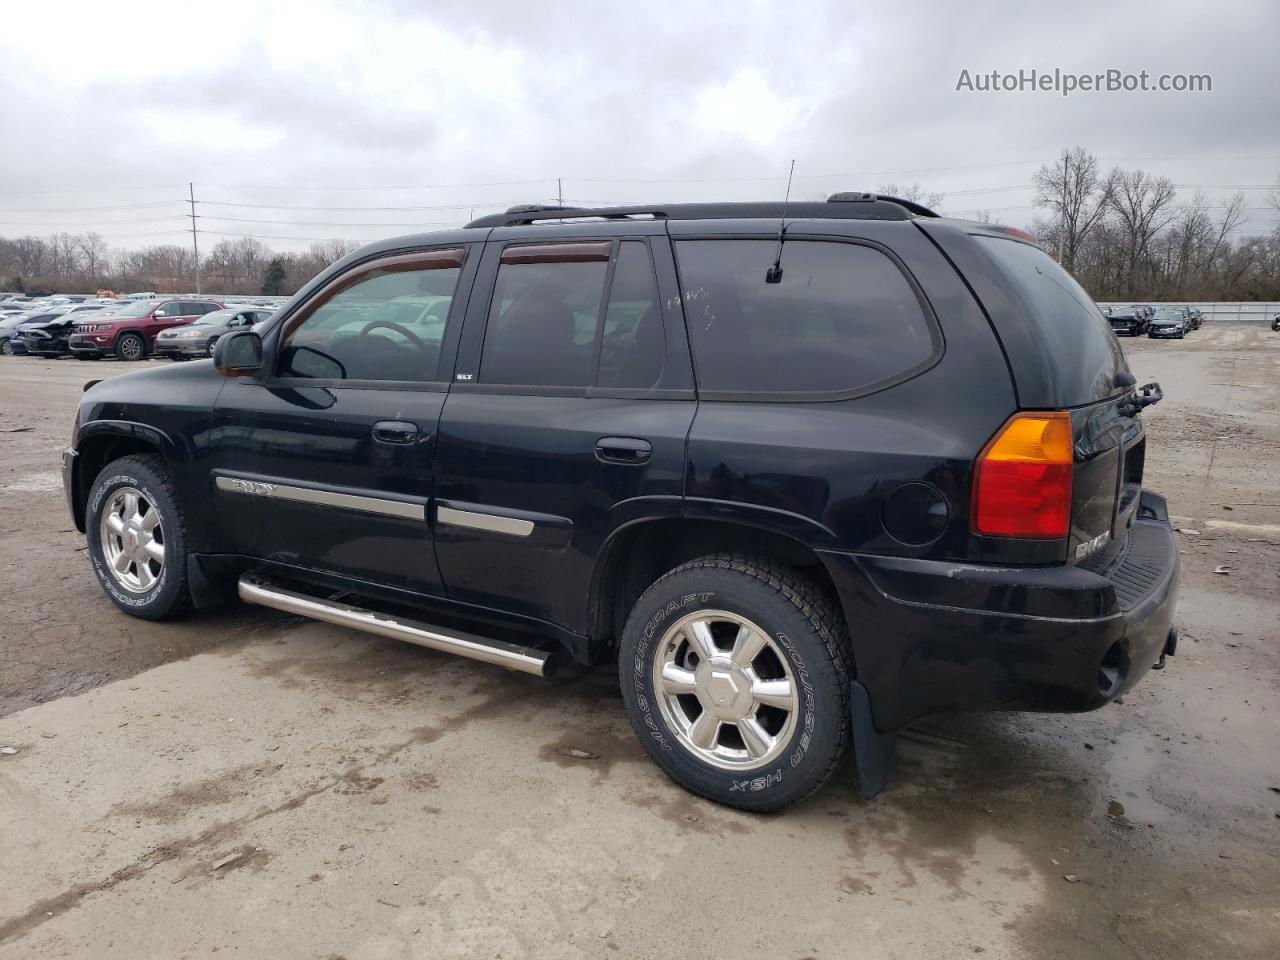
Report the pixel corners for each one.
[0,0,1275,249]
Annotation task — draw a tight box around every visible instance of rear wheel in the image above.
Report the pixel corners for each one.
[618,554,853,812]
[85,454,191,620]
[115,333,145,361]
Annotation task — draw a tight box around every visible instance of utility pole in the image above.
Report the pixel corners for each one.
[188,182,201,295]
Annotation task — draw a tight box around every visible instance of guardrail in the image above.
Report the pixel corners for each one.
[1098,302,1279,323]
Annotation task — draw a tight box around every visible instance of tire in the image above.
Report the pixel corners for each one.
[0,339,11,355]
[115,333,145,361]
[85,454,192,620]
[618,554,853,812]
[206,336,219,358]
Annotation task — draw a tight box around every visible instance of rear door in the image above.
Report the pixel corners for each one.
[209,244,477,596]
[432,228,696,635]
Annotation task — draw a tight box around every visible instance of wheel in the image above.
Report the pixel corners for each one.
[115,333,145,361]
[618,554,853,812]
[206,336,219,357]
[0,339,11,355]
[85,454,191,620]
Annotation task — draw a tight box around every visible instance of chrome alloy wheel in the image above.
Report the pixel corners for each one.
[652,610,800,771]
[99,486,165,592]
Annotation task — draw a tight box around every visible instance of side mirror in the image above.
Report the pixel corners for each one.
[214,331,264,377]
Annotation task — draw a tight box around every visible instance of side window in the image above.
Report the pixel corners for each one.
[155,302,181,318]
[674,240,937,395]
[479,242,610,387]
[478,240,665,389]
[278,248,463,382]
[598,242,664,388]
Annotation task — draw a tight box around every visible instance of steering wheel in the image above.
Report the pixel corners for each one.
[359,319,426,350]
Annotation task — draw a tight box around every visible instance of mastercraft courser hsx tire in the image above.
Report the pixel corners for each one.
[85,454,192,620]
[618,554,853,812]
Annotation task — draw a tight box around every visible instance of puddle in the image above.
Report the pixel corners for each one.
[1102,730,1171,826]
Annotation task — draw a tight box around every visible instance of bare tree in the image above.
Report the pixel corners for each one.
[77,233,110,284]
[1107,169,1178,297]
[1032,146,1113,274]
[875,182,945,211]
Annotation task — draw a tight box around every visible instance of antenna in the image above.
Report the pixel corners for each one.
[765,159,795,284]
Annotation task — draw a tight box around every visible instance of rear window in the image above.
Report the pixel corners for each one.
[974,236,1127,402]
[674,239,938,397]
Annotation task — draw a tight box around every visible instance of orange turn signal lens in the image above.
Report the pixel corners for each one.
[972,411,1073,538]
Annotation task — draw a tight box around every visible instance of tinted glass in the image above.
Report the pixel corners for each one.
[279,264,460,381]
[598,242,664,388]
[975,236,1127,402]
[479,258,607,386]
[675,240,936,394]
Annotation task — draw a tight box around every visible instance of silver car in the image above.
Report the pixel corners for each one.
[153,307,274,360]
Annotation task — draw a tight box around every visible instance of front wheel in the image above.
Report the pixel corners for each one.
[85,454,191,620]
[115,333,145,361]
[0,339,12,355]
[618,554,853,812]
[206,336,219,357]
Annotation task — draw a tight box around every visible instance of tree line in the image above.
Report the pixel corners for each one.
[2,151,1278,299]
[0,234,357,296]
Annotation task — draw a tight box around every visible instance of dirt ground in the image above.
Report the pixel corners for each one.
[1,323,1277,959]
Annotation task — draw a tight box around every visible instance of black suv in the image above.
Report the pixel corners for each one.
[62,196,1179,811]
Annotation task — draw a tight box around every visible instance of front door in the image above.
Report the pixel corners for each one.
[210,244,477,597]
[433,229,696,635]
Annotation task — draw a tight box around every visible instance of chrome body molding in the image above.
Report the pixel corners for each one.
[214,474,425,521]
[237,576,555,677]
[437,505,535,537]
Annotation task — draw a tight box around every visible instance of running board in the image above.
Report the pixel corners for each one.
[237,575,557,678]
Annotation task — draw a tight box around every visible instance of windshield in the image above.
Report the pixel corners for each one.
[115,300,154,317]
[194,309,236,325]
[1152,310,1181,321]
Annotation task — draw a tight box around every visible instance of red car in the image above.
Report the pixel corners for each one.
[68,298,223,360]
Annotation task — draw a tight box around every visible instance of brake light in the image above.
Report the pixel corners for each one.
[972,411,1073,538]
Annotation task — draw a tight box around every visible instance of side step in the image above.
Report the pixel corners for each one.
[238,575,557,678]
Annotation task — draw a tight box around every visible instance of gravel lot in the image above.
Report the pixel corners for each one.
[1,323,1278,959]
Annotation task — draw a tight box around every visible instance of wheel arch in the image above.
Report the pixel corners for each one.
[587,516,843,663]
[113,328,149,356]
[70,422,174,531]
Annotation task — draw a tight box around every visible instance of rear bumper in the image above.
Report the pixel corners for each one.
[820,490,1180,732]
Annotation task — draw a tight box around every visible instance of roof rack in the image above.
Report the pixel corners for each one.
[464,194,938,229]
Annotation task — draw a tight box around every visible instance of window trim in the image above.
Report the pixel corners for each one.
[469,237,672,395]
[271,245,467,386]
[671,233,945,403]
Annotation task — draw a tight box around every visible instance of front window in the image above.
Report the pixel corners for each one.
[278,248,464,382]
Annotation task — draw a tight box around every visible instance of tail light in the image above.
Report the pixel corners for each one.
[972,411,1073,538]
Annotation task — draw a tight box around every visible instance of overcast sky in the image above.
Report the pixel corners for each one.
[1,0,1276,252]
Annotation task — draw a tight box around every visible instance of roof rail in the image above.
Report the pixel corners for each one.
[464,195,930,229]
[827,192,940,218]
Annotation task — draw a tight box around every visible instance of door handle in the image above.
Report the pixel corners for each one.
[373,420,419,444]
[595,436,652,464]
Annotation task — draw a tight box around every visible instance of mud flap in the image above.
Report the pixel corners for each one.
[850,680,897,800]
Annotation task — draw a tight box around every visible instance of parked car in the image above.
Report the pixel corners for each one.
[0,312,40,354]
[62,198,1179,811]
[68,298,223,360]
[1173,305,1201,330]
[1148,309,1187,339]
[4,309,68,354]
[16,303,112,357]
[154,307,275,360]
[1107,308,1146,337]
